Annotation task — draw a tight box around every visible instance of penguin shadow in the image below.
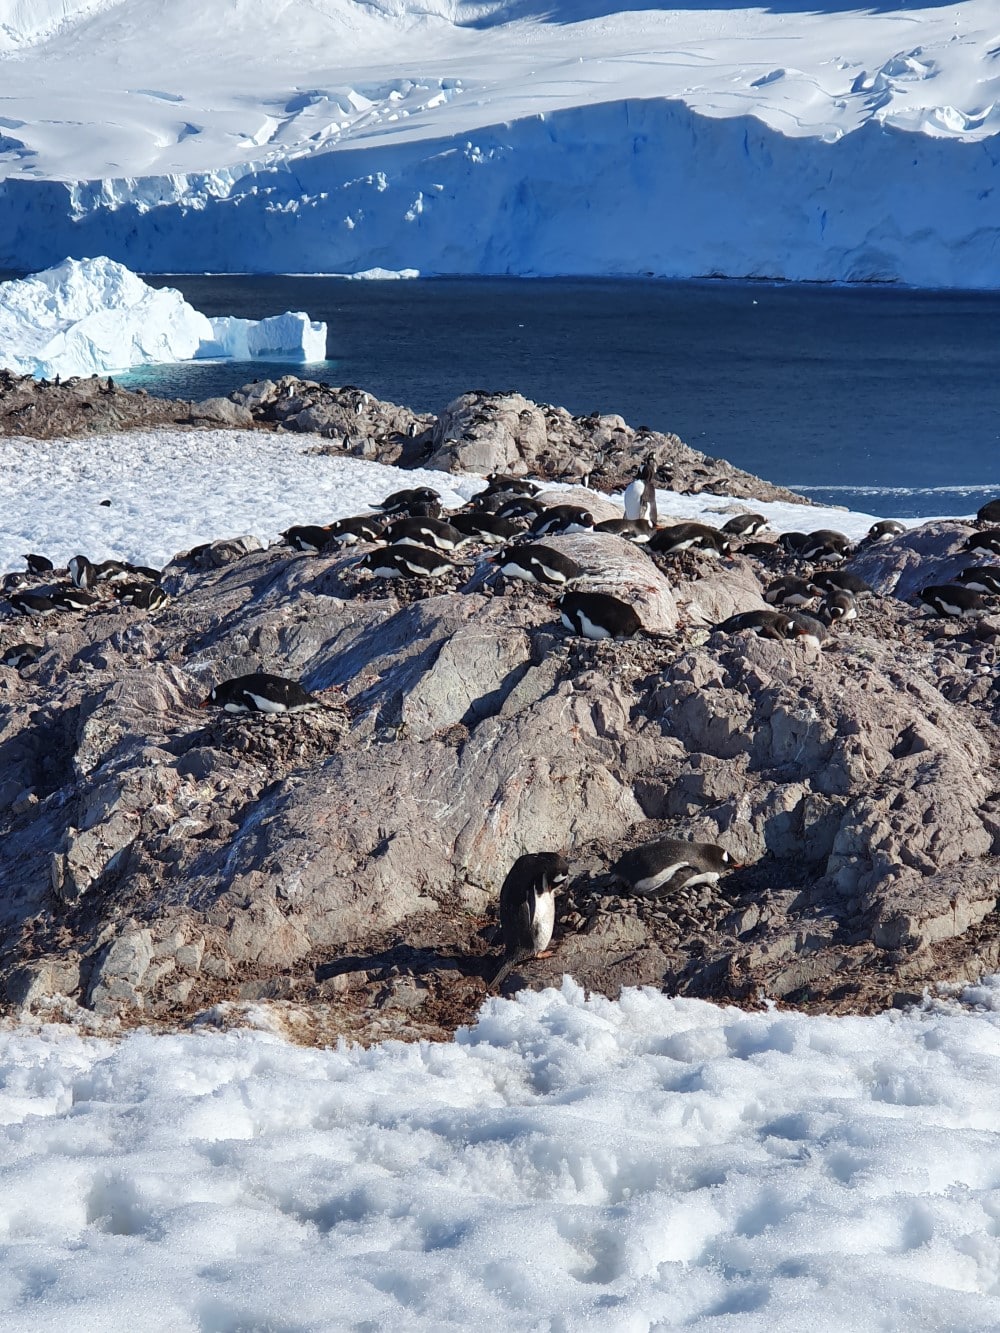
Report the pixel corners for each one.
[315,942,486,986]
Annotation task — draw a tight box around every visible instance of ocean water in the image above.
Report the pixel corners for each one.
[120,276,1000,518]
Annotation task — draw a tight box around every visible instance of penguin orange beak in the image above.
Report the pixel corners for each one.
[199,698,211,709]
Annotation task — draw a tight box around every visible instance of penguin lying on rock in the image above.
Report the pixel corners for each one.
[612,837,737,894]
[201,673,323,714]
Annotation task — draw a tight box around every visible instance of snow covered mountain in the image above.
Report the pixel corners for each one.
[0,1,998,282]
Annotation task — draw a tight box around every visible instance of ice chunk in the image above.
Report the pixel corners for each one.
[0,256,327,379]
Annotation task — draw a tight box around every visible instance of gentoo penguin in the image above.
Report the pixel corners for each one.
[764,576,820,607]
[963,529,1000,556]
[126,563,162,583]
[282,525,332,553]
[777,531,810,556]
[384,517,468,551]
[976,499,1000,525]
[721,513,768,537]
[956,566,1000,596]
[612,837,734,895]
[649,523,730,557]
[356,546,457,579]
[810,570,874,599]
[494,496,546,523]
[113,582,168,609]
[918,584,988,618]
[325,515,384,547]
[558,591,642,640]
[2,571,27,592]
[374,486,440,515]
[784,610,831,649]
[23,553,54,575]
[489,852,569,991]
[200,672,321,714]
[448,512,524,544]
[93,559,130,582]
[67,555,96,589]
[51,587,98,611]
[8,592,59,617]
[821,590,858,623]
[529,505,595,537]
[865,519,906,543]
[798,529,851,563]
[493,543,582,588]
[714,609,797,640]
[623,458,658,525]
[1,642,41,669]
[593,518,655,543]
[483,473,540,497]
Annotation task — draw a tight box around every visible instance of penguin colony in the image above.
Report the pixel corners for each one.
[5,455,1000,992]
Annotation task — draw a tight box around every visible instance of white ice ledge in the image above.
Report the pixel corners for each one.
[0,257,328,380]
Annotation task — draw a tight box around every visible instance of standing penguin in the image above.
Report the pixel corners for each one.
[489,852,569,991]
[623,457,658,525]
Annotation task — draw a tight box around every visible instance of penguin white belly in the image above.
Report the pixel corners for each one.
[633,860,693,894]
[623,480,643,521]
[244,692,289,714]
[530,890,556,954]
[675,870,721,890]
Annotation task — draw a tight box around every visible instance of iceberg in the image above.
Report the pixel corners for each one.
[0,257,328,380]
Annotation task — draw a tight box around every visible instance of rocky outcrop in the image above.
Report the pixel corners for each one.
[1,500,999,1038]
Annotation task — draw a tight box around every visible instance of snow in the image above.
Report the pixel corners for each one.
[0,2,998,282]
[0,425,935,574]
[0,978,999,1329]
[0,257,328,379]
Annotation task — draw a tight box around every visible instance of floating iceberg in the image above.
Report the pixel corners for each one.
[0,257,328,380]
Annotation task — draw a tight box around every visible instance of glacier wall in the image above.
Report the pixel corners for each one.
[1,99,999,286]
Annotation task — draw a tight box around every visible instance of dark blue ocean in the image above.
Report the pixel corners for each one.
[121,276,1000,518]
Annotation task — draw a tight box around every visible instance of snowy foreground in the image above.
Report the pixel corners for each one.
[0,425,935,576]
[2,979,1000,1330]
[0,2,998,282]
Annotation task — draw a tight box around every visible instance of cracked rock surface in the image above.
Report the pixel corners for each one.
[1,512,999,1041]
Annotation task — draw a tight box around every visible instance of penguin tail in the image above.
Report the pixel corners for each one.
[487,951,531,993]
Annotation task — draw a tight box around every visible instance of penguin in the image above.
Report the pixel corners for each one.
[714,609,797,640]
[283,524,332,553]
[810,570,874,599]
[93,559,130,582]
[649,523,730,557]
[612,837,734,895]
[126,563,162,583]
[8,592,59,617]
[976,499,1000,525]
[1,642,41,669]
[529,505,595,537]
[784,610,831,649]
[2,572,27,593]
[777,532,810,556]
[721,513,768,537]
[798,529,851,563]
[200,672,322,714]
[356,546,457,579]
[51,587,98,611]
[763,576,821,607]
[963,529,1000,556]
[494,496,546,522]
[483,473,540,497]
[918,584,988,618]
[493,543,582,588]
[558,591,642,640]
[67,554,96,589]
[403,500,444,520]
[865,519,906,543]
[489,852,569,991]
[821,590,858,623]
[384,517,469,551]
[593,518,655,543]
[325,515,385,547]
[374,486,440,514]
[956,566,1000,596]
[23,553,53,575]
[623,458,658,525]
[113,582,169,609]
[447,513,524,544]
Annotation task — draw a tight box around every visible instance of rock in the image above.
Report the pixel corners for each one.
[191,397,255,428]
